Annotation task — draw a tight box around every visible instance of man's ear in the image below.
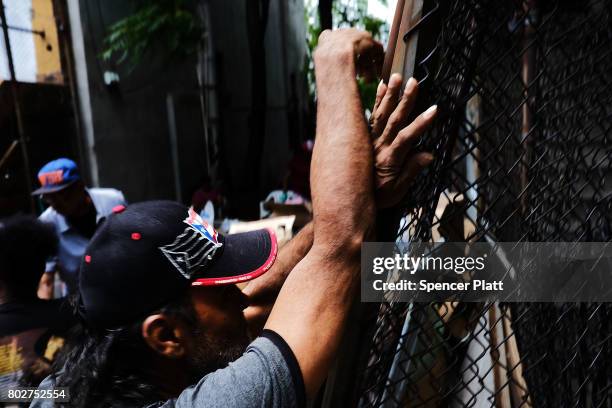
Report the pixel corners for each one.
[142,314,188,359]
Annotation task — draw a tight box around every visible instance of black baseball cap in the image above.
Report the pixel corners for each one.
[79,201,278,329]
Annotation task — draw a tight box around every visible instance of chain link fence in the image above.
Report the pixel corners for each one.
[353,0,612,406]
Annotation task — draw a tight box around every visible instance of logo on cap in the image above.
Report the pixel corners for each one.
[159,208,222,279]
[38,170,64,186]
[184,207,218,244]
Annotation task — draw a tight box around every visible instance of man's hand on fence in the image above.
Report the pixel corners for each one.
[371,73,437,208]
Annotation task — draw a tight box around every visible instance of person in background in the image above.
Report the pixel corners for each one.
[286,140,313,200]
[259,141,314,224]
[191,175,224,215]
[34,158,126,297]
[0,215,76,393]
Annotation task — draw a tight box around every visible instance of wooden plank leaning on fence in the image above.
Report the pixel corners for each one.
[382,0,423,86]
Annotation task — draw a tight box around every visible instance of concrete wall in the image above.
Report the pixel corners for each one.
[68,0,197,202]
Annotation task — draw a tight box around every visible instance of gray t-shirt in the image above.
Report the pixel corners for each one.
[30,330,305,408]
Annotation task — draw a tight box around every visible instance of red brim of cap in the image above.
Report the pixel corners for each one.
[191,228,278,286]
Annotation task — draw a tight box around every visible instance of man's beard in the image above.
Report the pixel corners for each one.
[185,321,251,382]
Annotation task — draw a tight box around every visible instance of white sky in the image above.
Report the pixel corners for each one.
[367,0,398,22]
[304,1,398,28]
[0,0,36,83]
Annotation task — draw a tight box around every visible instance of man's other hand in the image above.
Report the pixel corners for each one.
[38,271,54,299]
[314,28,384,80]
[371,73,437,208]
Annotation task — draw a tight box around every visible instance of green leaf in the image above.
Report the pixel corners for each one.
[99,0,201,68]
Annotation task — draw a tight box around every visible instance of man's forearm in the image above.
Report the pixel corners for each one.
[311,49,375,251]
[243,222,313,302]
[243,223,313,334]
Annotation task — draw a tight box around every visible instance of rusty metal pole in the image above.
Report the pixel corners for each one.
[0,0,35,212]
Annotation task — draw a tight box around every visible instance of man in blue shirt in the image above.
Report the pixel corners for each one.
[34,158,126,297]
